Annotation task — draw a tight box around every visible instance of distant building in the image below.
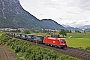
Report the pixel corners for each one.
[18,28,26,31]
[0,28,17,32]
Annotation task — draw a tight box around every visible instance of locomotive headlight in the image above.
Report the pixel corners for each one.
[61,43,65,45]
[62,44,65,45]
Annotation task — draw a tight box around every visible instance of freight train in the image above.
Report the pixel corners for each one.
[6,32,67,49]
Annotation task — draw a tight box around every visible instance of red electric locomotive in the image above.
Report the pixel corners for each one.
[43,37,67,48]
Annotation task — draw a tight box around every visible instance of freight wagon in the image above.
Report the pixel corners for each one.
[35,35,44,43]
[27,34,36,41]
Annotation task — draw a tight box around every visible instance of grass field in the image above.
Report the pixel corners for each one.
[67,32,90,38]
[66,38,90,49]
[66,32,90,49]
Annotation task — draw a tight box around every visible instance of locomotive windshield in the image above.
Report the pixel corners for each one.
[60,39,66,43]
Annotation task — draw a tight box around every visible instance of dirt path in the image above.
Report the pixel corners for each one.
[0,45,17,60]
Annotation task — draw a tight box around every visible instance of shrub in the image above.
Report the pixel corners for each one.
[85,46,90,51]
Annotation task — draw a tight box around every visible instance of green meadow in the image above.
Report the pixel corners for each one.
[66,38,90,49]
[66,32,90,49]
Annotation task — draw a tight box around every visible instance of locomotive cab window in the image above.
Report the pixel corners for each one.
[60,40,66,43]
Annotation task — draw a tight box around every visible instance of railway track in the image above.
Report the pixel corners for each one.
[27,41,90,60]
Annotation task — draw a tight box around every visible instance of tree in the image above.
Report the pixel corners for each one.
[69,30,72,33]
[23,30,30,34]
[75,30,81,33]
[59,29,67,37]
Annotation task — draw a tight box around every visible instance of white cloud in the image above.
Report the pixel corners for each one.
[19,0,90,27]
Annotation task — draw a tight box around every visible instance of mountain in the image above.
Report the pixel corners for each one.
[65,27,81,30]
[0,0,44,29]
[0,0,64,30]
[41,19,65,30]
[79,25,90,30]
[62,25,81,30]
[62,24,71,28]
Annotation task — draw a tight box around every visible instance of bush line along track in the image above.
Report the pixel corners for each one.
[11,35,90,60]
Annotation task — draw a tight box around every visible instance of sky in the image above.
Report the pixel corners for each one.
[19,0,90,27]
